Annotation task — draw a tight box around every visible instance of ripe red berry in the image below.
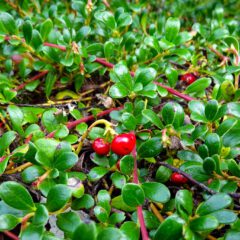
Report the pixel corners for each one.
[170,172,188,184]
[111,133,136,156]
[180,73,196,85]
[92,138,110,156]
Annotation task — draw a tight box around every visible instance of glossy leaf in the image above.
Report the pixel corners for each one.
[122,183,145,207]
[0,181,35,211]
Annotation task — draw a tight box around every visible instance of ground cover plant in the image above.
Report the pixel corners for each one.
[0,0,240,239]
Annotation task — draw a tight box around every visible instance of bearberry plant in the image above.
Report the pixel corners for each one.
[0,0,240,240]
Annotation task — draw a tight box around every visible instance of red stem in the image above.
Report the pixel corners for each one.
[153,82,195,101]
[94,58,114,68]
[15,70,49,91]
[43,42,66,51]
[3,231,19,240]
[137,206,149,240]
[46,106,123,138]
[132,145,149,240]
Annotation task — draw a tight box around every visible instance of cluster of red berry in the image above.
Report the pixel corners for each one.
[92,132,136,156]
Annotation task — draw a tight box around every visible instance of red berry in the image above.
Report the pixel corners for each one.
[92,138,110,156]
[180,73,196,85]
[170,172,188,184]
[111,133,136,156]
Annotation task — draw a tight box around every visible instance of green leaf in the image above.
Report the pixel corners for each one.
[205,133,221,156]
[177,150,203,163]
[132,210,159,230]
[7,105,24,136]
[225,231,240,240]
[73,221,97,240]
[54,124,69,138]
[0,156,10,175]
[166,67,178,87]
[111,195,136,212]
[111,172,126,189]
[40,19,53,40]
[122,112,137,130]
[0,131,16,156]
[109,83,129,98]
[218,120,240,147]
[109,212,125,225]
[122,183,145,207]
[46,184,72,212]
[203,157,216,174]
[142,182,170,203]
[0,181,35,211]
[220,80,235,102]
[205,100,219,121]
[135,68,157,86]
[42,109,58,132]
[224,36,239,52]
[104,41,114,59]
[53,152,78,171]
[35,138,58,161]
[21,165,45,183]
[189,215,218,232]
[185,78,211,95]
[144,36,161,52]
[161,102,184,129]
[138,137,162,158]
[165,17,180,42]
[0,12,17,34]
[23,20,33,44]
[20,224,44,240]
[31,30,43,50]
[112,64,133,89]
[32,204,49,226]
[196,193,232,216]
[0,214,20,231]
[45,72,57,98]
[94,206,109,223]
[120,221,140,240]
[97,227,125,240]
[227,102,240,118]
[210,209,237,224]
[155,166,172,183]
[71,194,94,210]
[154,214,184,240]
[228,159,240,178]
[188,101,207,122]
[88,167,108,181]
[57,212,81,237]
[142,109,163,129]
[120,155,134,175]
[94,11,116,30]
[117,13,132,27]
[175,190,193,220]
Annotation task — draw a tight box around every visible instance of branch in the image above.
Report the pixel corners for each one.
[43,42,66,51]
[3,231,19,240]
[157,160,240,199]
[153,82,195,102]
[14,70,49,91]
